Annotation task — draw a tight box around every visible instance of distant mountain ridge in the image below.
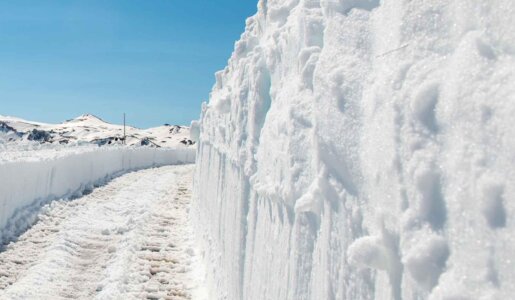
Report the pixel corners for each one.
[0,114,194,148]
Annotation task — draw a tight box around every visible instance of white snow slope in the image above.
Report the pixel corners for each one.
[0,147,195,245]
[192,0,515,299]
[1,165,206,299]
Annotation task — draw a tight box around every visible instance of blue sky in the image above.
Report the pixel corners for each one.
[0,0,257,128]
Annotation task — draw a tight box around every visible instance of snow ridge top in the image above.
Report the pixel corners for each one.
[66,114,107,124]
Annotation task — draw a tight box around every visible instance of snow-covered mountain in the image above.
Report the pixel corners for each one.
[192,0,515,299]
[0,114,194,148]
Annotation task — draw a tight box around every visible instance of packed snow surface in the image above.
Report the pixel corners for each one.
[192,0,515,299]
[0,146,195,245]
[0,114,194,148]
[0,165,206,299]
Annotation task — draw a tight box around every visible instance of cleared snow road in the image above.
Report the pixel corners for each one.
[0,165,206,300]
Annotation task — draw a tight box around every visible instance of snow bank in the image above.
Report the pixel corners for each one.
[192,0,515,299]
[0,147,195,244]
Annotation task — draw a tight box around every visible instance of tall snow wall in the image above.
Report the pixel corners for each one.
[192,0,515,299]
[0,147,195,244]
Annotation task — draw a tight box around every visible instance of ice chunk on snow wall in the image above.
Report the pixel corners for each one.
[192,0,515,299]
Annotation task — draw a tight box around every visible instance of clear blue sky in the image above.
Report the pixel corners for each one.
[0,0,257,128]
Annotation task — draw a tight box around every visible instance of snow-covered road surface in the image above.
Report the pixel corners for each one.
[0,165,206,300]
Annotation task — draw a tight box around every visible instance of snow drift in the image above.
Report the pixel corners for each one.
[192,0,515,299]
[0,147,195,245]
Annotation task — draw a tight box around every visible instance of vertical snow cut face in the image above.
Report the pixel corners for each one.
[192,0,515,299]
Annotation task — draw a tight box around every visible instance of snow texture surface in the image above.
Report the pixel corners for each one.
[192,0,515,299]
[0,165,206,299]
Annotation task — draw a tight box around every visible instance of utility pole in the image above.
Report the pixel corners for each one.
[123,113,126,145]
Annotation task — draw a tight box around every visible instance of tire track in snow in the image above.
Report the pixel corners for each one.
[0,165,205,300]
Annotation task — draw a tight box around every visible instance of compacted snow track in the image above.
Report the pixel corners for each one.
[0,165,205,300]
